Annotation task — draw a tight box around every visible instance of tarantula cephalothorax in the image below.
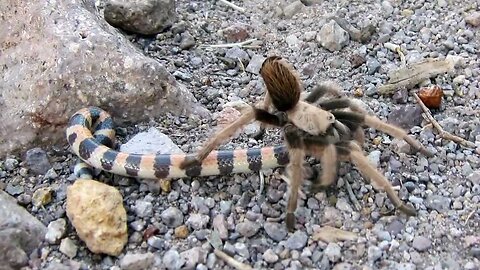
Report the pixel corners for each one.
[182,56,432,231]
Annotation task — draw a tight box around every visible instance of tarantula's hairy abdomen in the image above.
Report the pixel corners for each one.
[260,56,301,111]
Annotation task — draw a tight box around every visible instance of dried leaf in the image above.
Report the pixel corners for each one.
[312,226,358,243]
[418,85,443,109]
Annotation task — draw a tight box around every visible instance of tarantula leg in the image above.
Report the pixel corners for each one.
[303,81,344,104]
[347,142,417,216]
[310,144,339,192]
[283,124,306,231]
[253,92,272,140]
[363,115,433,157]
[180,108,256,169]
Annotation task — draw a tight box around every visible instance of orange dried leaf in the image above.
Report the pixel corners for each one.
[418,85,443,109]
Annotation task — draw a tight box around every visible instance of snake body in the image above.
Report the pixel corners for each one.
[66,107,290,180]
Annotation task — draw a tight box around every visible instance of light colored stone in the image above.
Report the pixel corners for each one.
[66,179,128,256]
[0,0,208,157]
[120,252,155,270]
[120,127,183,155]
[317,20,350,52]
[465,11,480,26]
[59,238,78,258]
[45,218,67,244]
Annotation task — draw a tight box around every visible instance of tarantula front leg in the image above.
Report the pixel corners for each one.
[180,108,256,169]
[345,141,417,216]
[283,124,306,231]
[252,92,272,141]
[180,106,287,169]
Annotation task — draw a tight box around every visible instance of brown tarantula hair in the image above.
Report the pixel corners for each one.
[182,55,432,231]
[260,56,301,112]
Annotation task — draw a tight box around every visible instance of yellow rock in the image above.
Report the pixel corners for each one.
[66,179,127,256]
[159,179,171,193]
[174,225,189,239]
[32,187,52,207]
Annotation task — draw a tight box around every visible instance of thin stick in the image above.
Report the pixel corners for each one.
[413,93,476,148]
[218,0,246,13]
[200,38,259,49]
[214,249,253,270]
[344,178,362,211]
[465,208,476,225]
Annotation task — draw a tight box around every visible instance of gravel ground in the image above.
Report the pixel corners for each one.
[1,0,480,269]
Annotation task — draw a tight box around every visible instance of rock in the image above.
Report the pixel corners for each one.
[32,187,53,207]
[286,34,301,48]
[5,184,24,196]
[59,238,78,258]
[366,58,381,75]
[45,218,67,244]
[3,158,19,171]
[367,150,381,168]
[104,0,175,35]
[317,20,350,52]
[163,249,184,270]
[179,32,195,50]
[283,1,304,18]
[236,220,261,238]
[324,243,341,262]
[0,0,207,157]
[285,231,308,250]
[120,127,183,155]
[425,195,451,212]
[222,23,250,42]
[24,148,51,175]
[66,179,128,256]
[134,200,153,218]
[387,105,423,130]
[234,242,249,258]
[412,236,432,251]
[336,197,353,213]
[264,222,288,241]
[212,215,229,240]
[262,249,278,263]
[0,191,47,269]
[386,219,405,236]
[174,225,189,239]
[186,214,210,230]
[160,207,184,228]
[147,236,166,250]
[180,247,207,269]
[225,46,250,64]
[367,246,382,262]
[120,252,155,270]
[245,55,266,75]
[465,11,480,27]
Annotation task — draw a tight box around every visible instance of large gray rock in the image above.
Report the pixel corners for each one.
[0,0,207,157]
[317,20,350,52]
[0,191,47,269]
[104,0,176,35]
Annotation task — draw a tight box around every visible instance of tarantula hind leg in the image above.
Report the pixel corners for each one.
[347,141,417,216]
[308,144,340,193]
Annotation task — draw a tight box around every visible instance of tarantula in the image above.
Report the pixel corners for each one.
[182,56,432,231]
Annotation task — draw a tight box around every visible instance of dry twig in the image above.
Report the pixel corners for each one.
[312,226,358,243]
[214,250,253,270]
[344,179,362,211]
[413,92,476,148]
[200,38,260,49]
[218,0,246,13]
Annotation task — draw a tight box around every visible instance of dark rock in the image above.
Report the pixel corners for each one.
[24,148,51,175]
[104,0,175,35]
[0,191,47,269]
[387,105,423,130]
